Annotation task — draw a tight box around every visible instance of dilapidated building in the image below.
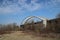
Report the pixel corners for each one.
[20,18,60,33]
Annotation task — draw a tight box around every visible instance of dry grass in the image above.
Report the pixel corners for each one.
[0,31,60,40]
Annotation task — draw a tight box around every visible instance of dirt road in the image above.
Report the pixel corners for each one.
[0,31,60,40]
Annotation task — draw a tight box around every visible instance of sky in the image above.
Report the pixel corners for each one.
[0,0,60,25]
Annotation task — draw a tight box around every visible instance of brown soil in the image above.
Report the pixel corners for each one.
[0,31,60,40]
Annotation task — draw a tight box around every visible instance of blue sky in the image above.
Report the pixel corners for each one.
[0,0,60,25]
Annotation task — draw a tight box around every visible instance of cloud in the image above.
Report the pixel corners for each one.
[46,0,60,7]
[0,0,60,14]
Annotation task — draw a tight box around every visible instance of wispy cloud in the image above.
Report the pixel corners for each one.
[0,0,60,14]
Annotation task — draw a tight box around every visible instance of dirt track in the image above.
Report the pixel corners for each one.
[0,31,60,40]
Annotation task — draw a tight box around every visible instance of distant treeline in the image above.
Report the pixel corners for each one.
[0,23,20,34]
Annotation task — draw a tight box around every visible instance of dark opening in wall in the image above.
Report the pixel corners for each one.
[55,20,58,24]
